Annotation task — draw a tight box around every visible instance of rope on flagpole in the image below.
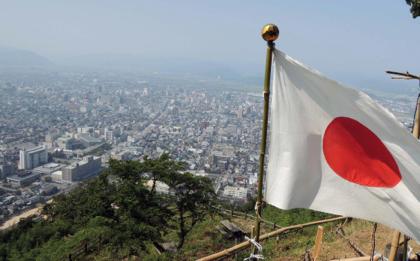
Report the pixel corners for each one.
[243,236,265,260]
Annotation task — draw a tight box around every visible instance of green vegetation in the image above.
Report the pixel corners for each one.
[262,205,331,227]
[0,154,216,260]
[406,0,420,18]
[259,206,337,259]
[0,154,340,260]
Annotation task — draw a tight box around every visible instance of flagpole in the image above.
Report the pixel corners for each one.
[254,24,279,245]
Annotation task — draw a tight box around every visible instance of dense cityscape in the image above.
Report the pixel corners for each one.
[0,1,419,260]
[0,69,417,226]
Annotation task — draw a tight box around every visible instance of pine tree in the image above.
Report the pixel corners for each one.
[406,0,420,18]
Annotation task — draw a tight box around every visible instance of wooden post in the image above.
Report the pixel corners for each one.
[402,235,409,261]
[370,223,378,261]
[331,257,379,261]
[313,226,324,261]
[251,225,256,239]
[388,231,401,261]
[413,94,420,139]
[234,237,238,260]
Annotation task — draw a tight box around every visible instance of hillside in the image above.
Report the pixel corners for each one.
[0,156,216,260]
[0,47,52,67]
[0,157,418,260]
[162,211,420,260]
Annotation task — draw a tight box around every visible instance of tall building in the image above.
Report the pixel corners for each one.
[104,128,114,142]
[77,127,94,134]
[56,134,82,150]
[18,146,48,170]
[77,133,102,147]
[0,163,14,179]
[62,156,101,182]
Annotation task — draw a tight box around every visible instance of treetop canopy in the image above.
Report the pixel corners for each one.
[406,0,420,18]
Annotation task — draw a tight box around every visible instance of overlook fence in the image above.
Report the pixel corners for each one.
[197,216,347,261]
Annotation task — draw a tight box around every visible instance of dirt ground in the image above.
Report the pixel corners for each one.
[0,205,42,230]
[318,220,420,260]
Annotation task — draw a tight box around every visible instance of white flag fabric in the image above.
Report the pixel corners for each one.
[266,49,420,241]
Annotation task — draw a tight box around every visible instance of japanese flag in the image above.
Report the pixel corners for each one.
[266,49,420,241]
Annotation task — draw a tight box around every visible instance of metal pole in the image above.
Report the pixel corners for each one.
[254,24,279,244]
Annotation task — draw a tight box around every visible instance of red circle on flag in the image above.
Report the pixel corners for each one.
[323,117,401,188]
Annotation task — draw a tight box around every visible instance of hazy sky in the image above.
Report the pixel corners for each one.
[0,1,419,89]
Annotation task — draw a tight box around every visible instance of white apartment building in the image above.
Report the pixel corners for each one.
[18,146,48,170]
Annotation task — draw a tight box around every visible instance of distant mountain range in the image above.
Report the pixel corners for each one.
[0,47,52,67]
[0,47,250,80]
[0,47,415,95]
[60,53,246,80]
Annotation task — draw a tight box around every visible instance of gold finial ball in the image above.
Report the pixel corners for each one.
[261,24,279,42]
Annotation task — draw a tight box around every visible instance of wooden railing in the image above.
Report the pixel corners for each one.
[196,216,347,261]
